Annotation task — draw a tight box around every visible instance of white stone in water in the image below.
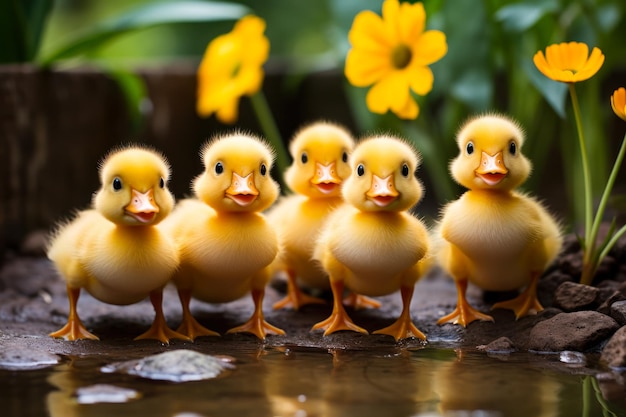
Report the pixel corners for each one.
[559,350,587,365]
[0,347,61,370]
[101,349,234,382]
[75,384,141,404]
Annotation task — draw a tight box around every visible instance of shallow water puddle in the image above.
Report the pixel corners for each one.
[2,346,625,417]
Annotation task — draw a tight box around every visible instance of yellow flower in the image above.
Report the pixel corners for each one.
[196,15,269,124]
[345,0,447,119]
[533,42,604,84]
[611,87,626,121]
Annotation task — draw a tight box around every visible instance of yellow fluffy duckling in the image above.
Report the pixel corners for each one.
[311,135,430,341]
[268,121,355,310]
[162,132,284,340]
[48,146,186,343]
[437,114,562,327]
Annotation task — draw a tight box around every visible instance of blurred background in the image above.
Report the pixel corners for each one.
[2,0,626,255]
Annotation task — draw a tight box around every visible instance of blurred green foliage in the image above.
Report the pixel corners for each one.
[5,0,626,226]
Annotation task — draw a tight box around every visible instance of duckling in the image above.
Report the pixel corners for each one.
[48,146,186,343]
[311,135,430,341]
[162,132,284,340]
[267,121,355,310]
[436,114,562,327]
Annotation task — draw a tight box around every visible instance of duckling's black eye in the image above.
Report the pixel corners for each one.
[215,162,224,175]
[342,151,348,163]
[260,163,267,176]
[356,164,365,177]
[401,163,410,177]
[112,177,122,191]
[509,141,517,156]
[301,152,308,164]
[466,141,474,155]
[159,177,165,189]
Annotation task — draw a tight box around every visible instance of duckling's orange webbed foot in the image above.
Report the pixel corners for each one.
[135,291,192,344]
[373,286,426,341]
[176,289,220,340]
[437,279,494,327]
[343,292,381,310]
[373,320,426,341]
[50,286,99,341]
[49,319,99,341]
[312,311,368,336]
[227,288,285,340]
[135,322,192,344]
[176,317,220,340]
[312,280,368,336]
[273,272,325,310]
[492,273,543,319]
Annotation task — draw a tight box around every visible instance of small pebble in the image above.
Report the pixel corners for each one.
[0,346,61,370]
[559,350,587,365]
[101,349,234,382]
[75,384,141,404]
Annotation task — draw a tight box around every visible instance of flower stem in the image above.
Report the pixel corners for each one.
[250,91,290,189]
[583,131,626,283]
[569,84,595,284]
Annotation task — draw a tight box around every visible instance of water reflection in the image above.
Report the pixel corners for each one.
[38,347,626,417]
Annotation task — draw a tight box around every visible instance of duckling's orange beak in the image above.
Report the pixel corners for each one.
[366,174,399,207]
[226,172,259,206]
[475,151,508,186]
[125,188,159,223]
[311,161,342,194]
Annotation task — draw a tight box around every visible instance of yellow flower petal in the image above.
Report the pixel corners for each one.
[611,87,626,121]
[349,10,391,53]
[345,0,445,120]
[411,30,447,66]
[393,95,419,119]
[407,66,434,96]
[534,42,604,83]
[575,47,605,82]
[196,15,269,122]
[346,49,392,87]
[397,2,425,43]
[366,72,409,114]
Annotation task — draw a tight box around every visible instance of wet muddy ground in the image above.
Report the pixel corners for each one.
[2,231,626,416]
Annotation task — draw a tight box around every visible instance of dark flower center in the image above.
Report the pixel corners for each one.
[231,62,242,78]
[392,44,412,69]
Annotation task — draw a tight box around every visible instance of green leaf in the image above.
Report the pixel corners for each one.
[0,0,52,63]
[23,0,54,61]
[523,60,567,119]
[38,1,250,66]
[450,70,492,112]
[495,0,559,33]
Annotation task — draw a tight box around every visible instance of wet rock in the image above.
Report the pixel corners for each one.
[477,337,517,354]
[0,346,61,370]
[596,280,625,304]
[610,301,626,325]
[558,252,583,280]
[101,349,234,382]
[537,271,572,307]
[528,311,619,352]
[600,326,626,368]
[561,234,582,254]
[596,256,619,282]
[598,292,626,316]
[559,350,586,366]
[553,281,599,311]
[75,384,141,404]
